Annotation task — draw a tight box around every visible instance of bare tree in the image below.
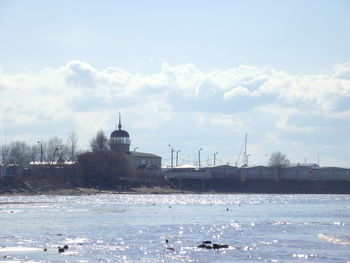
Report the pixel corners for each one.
[46,137,69,164]
[0,136,77,167]
[0,144,10,166]
[67,132,79,162]
[268,151,290,167]
[30,144,40,163]
[7,141,32,167]
[90,130,109,152]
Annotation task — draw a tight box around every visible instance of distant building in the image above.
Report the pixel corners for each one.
[280,165,312,180]
[110,114,131,153]
[110,114,161,172]
[29,161,76,166]
[239,166,277,180]
[208,165,239,179]
[289,163,320,169]
[129,152,161,171]
[164,166,211,180]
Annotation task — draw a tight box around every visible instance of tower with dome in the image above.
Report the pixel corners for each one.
[110,113,161,172]
[110,113,131,153]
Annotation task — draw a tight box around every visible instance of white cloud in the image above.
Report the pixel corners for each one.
[255,105,317,133]
[0,60,349,167]
[210,114,245,129]
[333,61,350,80]
[223,86,252,99]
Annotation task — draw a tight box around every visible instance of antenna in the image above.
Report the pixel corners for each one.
[244,133,248,166]
[118,112,122,130]
[236,132,248,167]
[236,134,245,167]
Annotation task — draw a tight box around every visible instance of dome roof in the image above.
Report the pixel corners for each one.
[111,113,130,138]
[111,129,129,138]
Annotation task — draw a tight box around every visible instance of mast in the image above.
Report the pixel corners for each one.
[244,133,248,166]
[118,112,122,130]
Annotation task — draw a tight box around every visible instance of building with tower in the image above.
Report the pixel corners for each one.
[110,114,161,173]
[110,114,131,153]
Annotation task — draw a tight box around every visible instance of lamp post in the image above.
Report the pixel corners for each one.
[176,150,181,167]
[37,141,43,164]
[198,148,203,167]
[214,152,218,166]
[168,144,175,168]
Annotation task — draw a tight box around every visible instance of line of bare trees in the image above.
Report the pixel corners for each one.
[0,129,115,168]
[0,132,81,167]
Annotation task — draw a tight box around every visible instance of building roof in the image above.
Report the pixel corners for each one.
[175,164,198,169]
[111,129,130,137]
[30,161,76,165]
[129,151,161,158]
[111,113,130,138]
[209,164,237,169]
[289,163,320,168]
[240,165,271,169]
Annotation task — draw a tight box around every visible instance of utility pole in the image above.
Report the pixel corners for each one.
[214,152,218,166]
[168,144,175,168]
[176,150,181,167]
[198,148,203,167]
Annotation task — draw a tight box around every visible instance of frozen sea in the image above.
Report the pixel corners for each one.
[0,194,349,263]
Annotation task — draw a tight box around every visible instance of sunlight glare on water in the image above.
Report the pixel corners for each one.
[0,194,349,262]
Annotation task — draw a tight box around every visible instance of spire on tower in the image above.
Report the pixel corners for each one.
[118,112,122,130]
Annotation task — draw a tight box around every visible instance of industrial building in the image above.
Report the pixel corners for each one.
[165,164,350,188]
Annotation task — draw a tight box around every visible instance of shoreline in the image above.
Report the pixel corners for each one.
[1,186,350,196]
[2,178,350,196]
[0,185,195,196]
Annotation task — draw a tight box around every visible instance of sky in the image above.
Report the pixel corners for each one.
[0,0,350,167]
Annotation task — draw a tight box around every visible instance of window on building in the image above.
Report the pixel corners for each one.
[111,137,130,144]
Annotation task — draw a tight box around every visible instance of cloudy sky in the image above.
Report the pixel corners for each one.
[1,0,350,167]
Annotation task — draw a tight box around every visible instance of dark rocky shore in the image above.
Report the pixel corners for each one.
[2,176,350,196]
[0,177,186,195]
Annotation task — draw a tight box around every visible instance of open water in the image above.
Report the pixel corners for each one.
[0,194,349,263]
